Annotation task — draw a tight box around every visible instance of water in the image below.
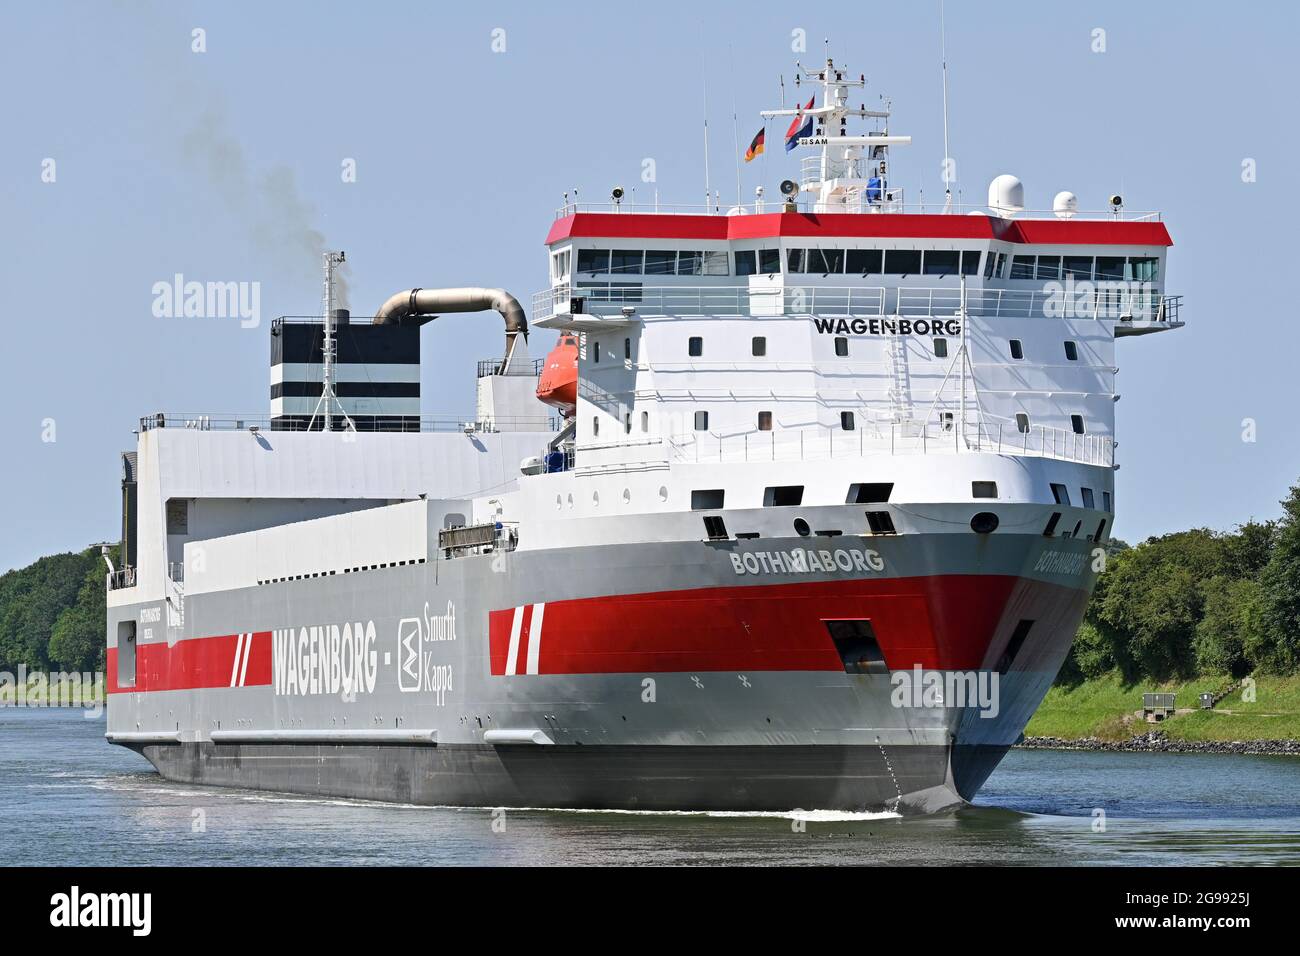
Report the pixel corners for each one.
[3,707,1298,866]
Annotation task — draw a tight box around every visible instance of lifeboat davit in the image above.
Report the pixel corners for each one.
[536,332,579,416]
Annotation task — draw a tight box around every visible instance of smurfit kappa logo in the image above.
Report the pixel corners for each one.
[397,601,457,702]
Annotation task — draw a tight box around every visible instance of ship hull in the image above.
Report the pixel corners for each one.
[107,527,1096,814]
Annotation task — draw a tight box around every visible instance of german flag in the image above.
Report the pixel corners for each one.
[744,127,765,163]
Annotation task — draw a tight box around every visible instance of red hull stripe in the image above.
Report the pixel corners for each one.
[489,575,1034,676]
[544,212,1172,247]
[107,631,273,694]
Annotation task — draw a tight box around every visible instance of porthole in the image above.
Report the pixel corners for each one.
[793,517,811,537]
[658,485,669,502]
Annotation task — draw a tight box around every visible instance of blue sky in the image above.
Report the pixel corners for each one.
[2,0,1297,572]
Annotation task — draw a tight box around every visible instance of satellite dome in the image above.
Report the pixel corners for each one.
[1053,190,1079,219]
[988,174,1024,217]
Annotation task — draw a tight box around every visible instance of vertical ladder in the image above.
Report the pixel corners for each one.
[886,333,914,425]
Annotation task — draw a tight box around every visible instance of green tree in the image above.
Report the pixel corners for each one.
[1255,481,1300,673]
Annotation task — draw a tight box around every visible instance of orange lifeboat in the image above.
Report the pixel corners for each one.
[536,332,579,417]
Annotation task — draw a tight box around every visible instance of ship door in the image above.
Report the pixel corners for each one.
[117,621,137,689]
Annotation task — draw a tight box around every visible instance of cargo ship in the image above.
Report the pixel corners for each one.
[105,58,1182,812]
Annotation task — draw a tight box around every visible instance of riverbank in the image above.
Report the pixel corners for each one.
[1022,672,1300,748]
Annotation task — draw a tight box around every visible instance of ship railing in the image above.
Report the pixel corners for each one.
[666,420,1114,468]
[476,358,544,378]
[553,200,1162,221]
[107,567,137,591]
[534,282,1182,325]
[137,413,561,433]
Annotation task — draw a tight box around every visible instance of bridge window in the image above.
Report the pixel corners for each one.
[961,250,981,276]
[677,251,703,275]
[757,411,772,431]
[846,249,883,275]
[983,250,999,279]
[694,410,709,430]
[884,249,922,275]
[1071,414,1086,434]
[834,337,849,357]
[1010,255,1035,279]
[1050,483,1071,505]
[1081,487,1096,509]
[609,249,644,274]
[1095,257,1125,281]
[550,249,571,280]
[1064,340,1079,361]
[759,249,781,273]
[688,336,703,357]
[1036,255,1061,281]
[644,250,677,275]
[786,248,805,273]
[924,250,960,276]
[1063,256,1093,280]
[764,485,805,507]
[1009,339,1024,360]
[735,250,758,275]
[1128,257,1159,282]
[1016,413,1030,433]
[933,337,948,358]
[841,411,856,431]
[752,336,767,357]
[577,249,611,274]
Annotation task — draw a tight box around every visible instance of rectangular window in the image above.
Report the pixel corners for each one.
[644,250,677,275]
[933,337,948,358]
[1010,255,1036,279]
[763,485,805,507]
[550,249,571,281]
[1128,256,1159,282]
[624,412,632,434]
[847,482,893,504]
[677,251,704,275]
[1010,339,1024,360]
[995,253,1008,277]
[840,411,856,431]
[691,489,725,510]
[939,411,954,431]
[1064,340,1079,361]
[846,248,883,275]
[165,498,188,535]
[786,248,805,273]
[1016,413,1030,433]
[983,249,998,279]
[757,411,772,431]
[1081,487,1096,509]
[688,336,703,357]
[694,410,709,431]
[116,621,137,689]
[1036,255,1062,281]
[641,410,649,432]
[577,249,611,274]
[701,250,729,275]
[1050,483,1071,506]
[758,248,781,273]
[734,250,758,276]
[592,340,600,363]
[806,248,844,273]
[751,336,767,357]
[883,249,922,275]
[1103,491,1112,511]
[592,416,599,436]
[834,337,849,357]
[972,481,998,499]
[1063,256,1093,280]
[824,620,889,675]
[1095,257,1125,281]
[960,250,981,276]
[609,249,643,274]
[1071,414,1085,434]
[624,338,631,360]
[924,250,960,276]
[865,511,896,535]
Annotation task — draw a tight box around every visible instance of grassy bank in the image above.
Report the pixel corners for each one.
[1026,672,1300,742]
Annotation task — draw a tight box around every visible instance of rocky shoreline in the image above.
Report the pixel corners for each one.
[1018,730,1300,756]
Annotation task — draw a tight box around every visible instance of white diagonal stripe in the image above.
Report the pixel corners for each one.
[230,633,246,687]
[239,632,252,687]
[505,607,523,676]
[526,604,545,675]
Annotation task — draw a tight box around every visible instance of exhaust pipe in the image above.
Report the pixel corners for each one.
[372,287,528,368]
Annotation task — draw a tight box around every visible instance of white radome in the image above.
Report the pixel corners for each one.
[1053,190,1079,219]
[988,174,1024,217]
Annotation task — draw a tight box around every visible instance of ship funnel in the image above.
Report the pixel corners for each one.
[372,287,529,368]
